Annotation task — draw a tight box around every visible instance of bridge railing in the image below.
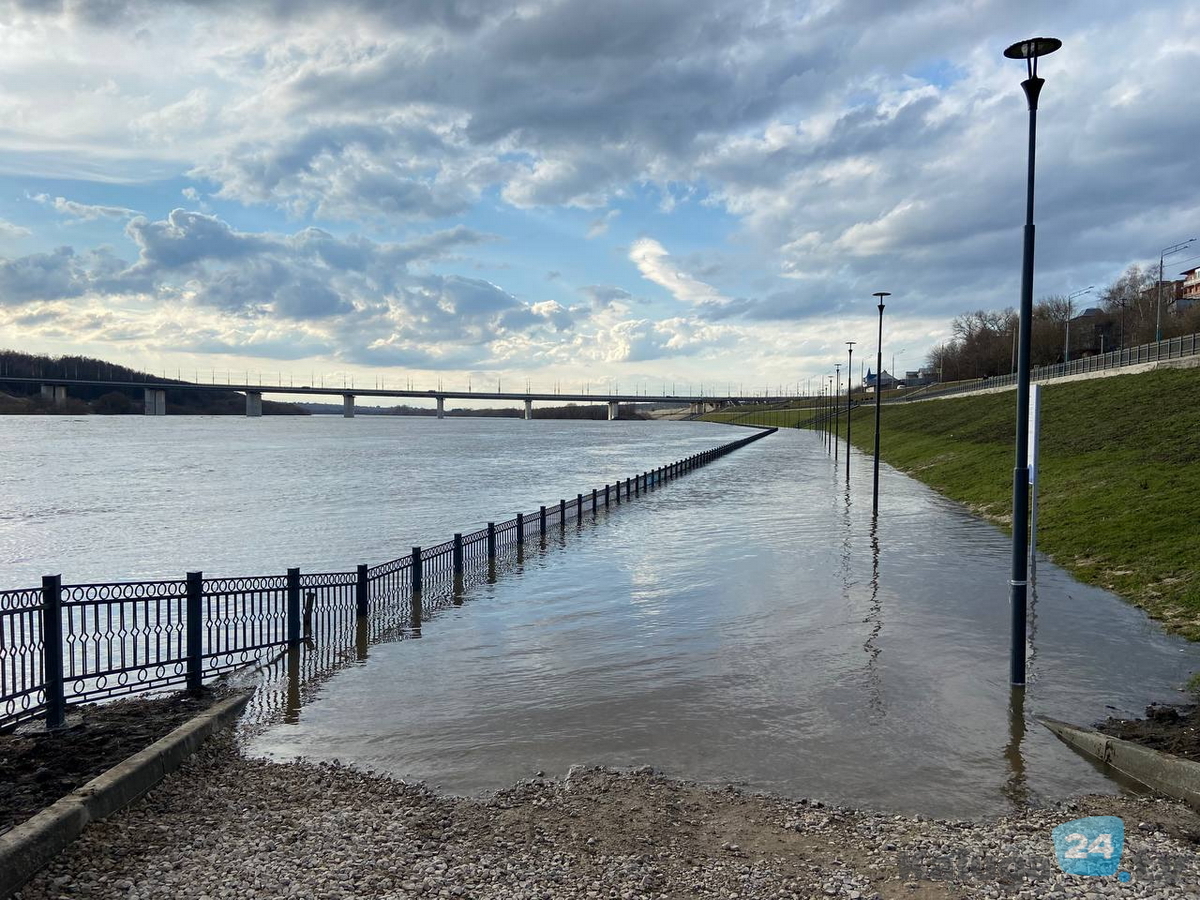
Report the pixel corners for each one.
[1,427,776,730]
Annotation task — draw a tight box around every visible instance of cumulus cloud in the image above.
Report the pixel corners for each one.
[0,209,592,368]
[2,0,1199,384]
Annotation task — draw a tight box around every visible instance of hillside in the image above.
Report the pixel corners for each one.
[706,368,1200,639]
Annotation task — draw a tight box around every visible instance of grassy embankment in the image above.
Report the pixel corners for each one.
[703,368,1200,640]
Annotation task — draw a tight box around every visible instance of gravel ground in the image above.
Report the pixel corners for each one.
[12,732,1200,900]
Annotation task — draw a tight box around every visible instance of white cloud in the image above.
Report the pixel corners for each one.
[0,217,31,239]
[32,193,140,220]
[0,0,1198,386]
[628,238,733,309]
[586,209,619,239]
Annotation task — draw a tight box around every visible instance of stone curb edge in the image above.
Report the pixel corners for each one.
[1038,716,1200,812]
[0,690,254,900]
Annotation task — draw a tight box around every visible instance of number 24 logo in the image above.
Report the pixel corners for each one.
[1052,817,1125,878]
[1063,832,1115,859]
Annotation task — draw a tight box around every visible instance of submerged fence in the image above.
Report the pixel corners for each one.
[0,427,776,730]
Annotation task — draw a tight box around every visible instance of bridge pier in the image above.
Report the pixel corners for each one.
[343,394,355,418]
[245,391,263,417]
[40,384,67,407]
[524,398,533,420]
[607,400,619,421]
[437,396,445,419]
[143,388,166,416]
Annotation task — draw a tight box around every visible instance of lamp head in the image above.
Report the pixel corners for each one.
[1003,37,1062,60]
[1004,37,1061,107]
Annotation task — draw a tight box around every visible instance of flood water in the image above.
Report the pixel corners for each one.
[5,416,1198,817]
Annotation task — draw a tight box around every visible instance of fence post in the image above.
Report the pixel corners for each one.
[576,493,583,518]
[286,567,301,647]
[635,474,640,496]
[303,592,315,639]
[41,575,66,728]
[453,534,463,575]
[487,523,496,559]
[186,571,203,694]
[356,564,369,617]
[592,488,597,512]
[539,507,547,536]
[412,546,423,594]
[517,512,525,545]
[605,484,610,505]
[559,498,566,527]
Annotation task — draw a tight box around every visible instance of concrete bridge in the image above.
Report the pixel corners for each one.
[8,377,787,420]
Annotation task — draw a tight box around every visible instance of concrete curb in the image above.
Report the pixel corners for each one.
[1038,716,1200,812]
[0,690,253,900]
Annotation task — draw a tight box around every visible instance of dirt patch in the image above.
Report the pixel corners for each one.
[0,691,216,835]
[1095,702,1200,763]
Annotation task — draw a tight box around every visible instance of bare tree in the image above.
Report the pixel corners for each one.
[1100,264,1158,347]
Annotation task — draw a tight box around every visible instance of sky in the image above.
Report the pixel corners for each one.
[0,0,1197,399]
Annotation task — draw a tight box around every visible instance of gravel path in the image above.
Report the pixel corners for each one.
[14,733,1200,900]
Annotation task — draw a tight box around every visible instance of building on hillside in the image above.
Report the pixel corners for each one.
[1180,267,1200,312]
[1139,279,1184,315]
[903,368,939,387]
[1068,306,1117,356]
[864,369,898,392]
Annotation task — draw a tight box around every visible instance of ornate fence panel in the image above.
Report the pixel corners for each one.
[200,575,289,677]
[0,587,46,727]
[1,427,777,729]
[60,579,190,705]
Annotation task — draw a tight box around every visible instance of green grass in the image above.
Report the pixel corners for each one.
[704,369,1200,639]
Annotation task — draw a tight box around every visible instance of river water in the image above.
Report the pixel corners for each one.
[4,416,1197,817]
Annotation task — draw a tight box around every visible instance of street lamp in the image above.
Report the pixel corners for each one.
[845,341,856,480]
[1064,285,1093,362]
[1158,238,1196,341]
[1004,34,1061,687]
[834,363,841,466]
[872,291,890,516]
[827,375,834,452]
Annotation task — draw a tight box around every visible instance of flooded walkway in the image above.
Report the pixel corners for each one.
[249,428,1200,818]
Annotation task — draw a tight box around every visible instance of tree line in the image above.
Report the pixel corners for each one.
[0,350,308,415]
[926,263,1200,381]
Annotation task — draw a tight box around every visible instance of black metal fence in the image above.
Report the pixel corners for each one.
[0,427,776,730]
[897,331,1200,402]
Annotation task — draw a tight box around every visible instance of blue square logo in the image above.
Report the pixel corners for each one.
[1052,816,1124,878]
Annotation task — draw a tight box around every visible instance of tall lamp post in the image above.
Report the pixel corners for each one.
[1004,35,1061,687]
[1064,285,1094,362]
[845,342,856,480]
[827,375,834,452]
[1157,238,1196,342]
[834,363,841,466]
[871,291,890,516]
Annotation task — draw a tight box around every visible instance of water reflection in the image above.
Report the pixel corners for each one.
[864,519,885,720]
[1002,686,1029,810]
